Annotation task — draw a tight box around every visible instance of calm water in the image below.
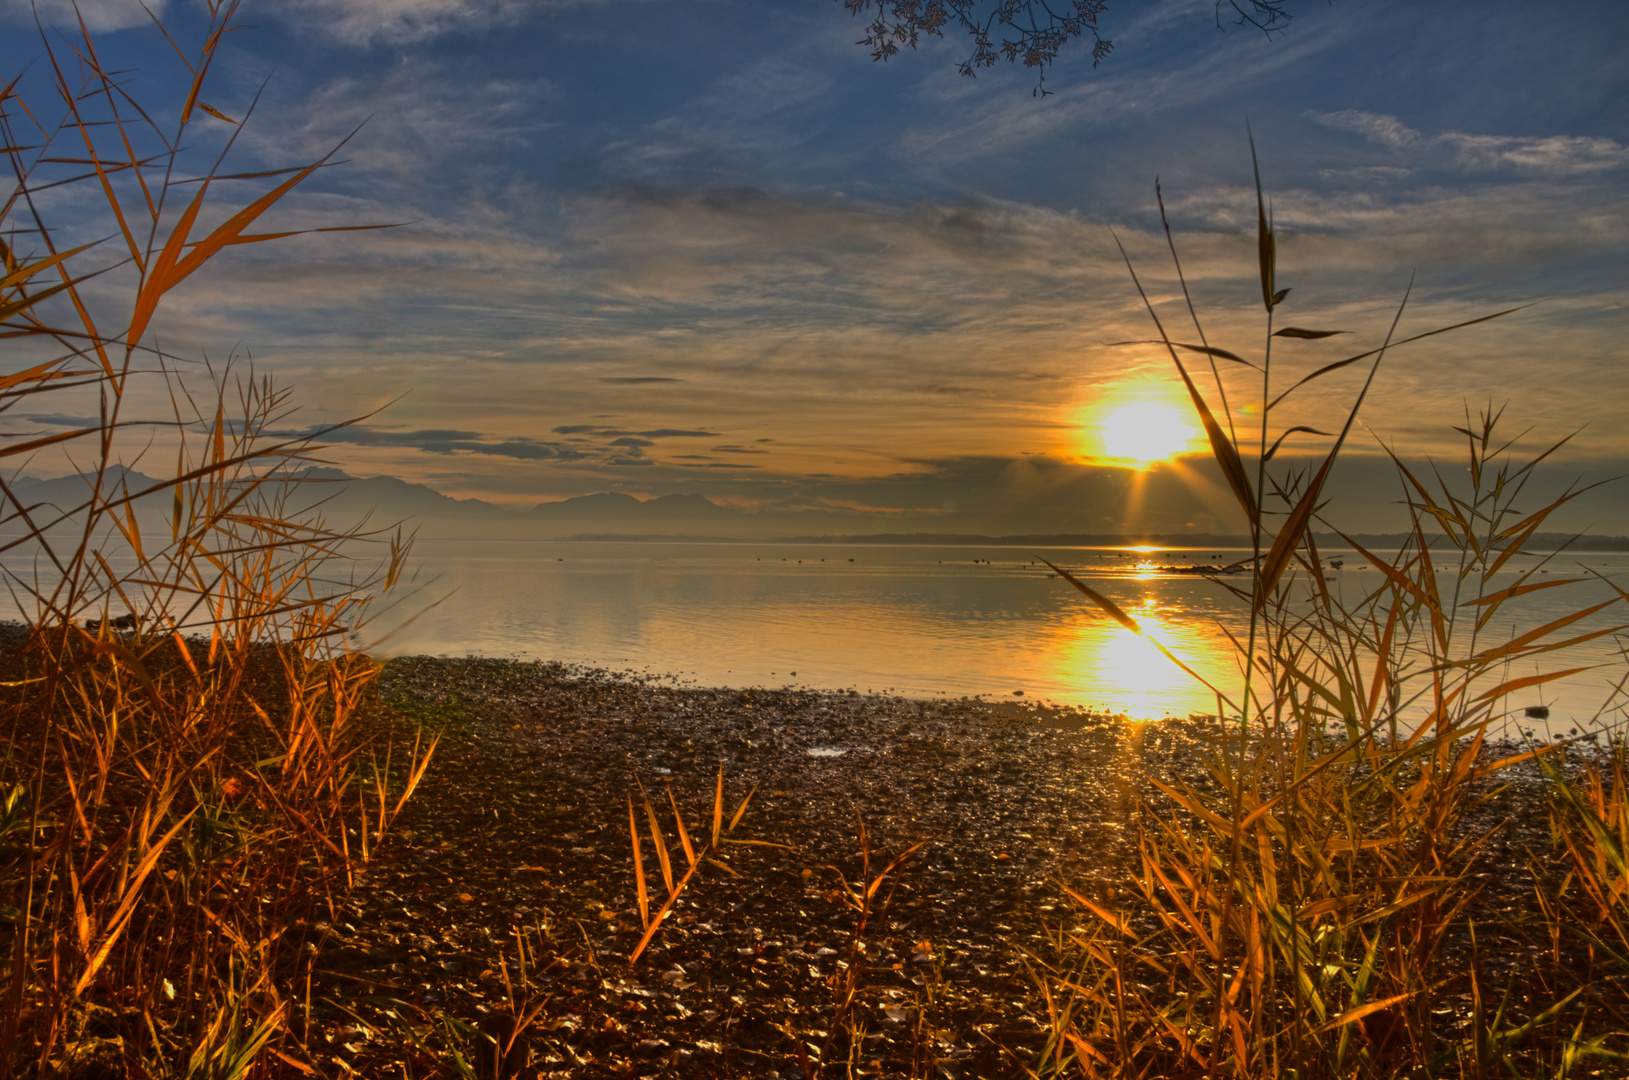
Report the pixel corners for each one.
[368,541,1629,734]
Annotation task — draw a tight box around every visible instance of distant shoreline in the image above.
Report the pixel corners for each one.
[406,530,1629,552]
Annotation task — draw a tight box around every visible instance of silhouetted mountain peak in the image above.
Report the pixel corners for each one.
[646,493,723,511]
[291,466,352,480]
[528,492,640,514]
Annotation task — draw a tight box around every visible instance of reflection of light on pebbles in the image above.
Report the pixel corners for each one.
[806,746,847,757]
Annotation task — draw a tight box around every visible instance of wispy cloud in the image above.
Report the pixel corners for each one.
[272,0,590,46]
[243,61,558,188]
[0,0,166,32]
[143,167,1627,499]
[295,425,587,461]
[1312,109,1421,148]
[1312,111,1629,175]
[551,427,721,439]
[895,3,1346,166]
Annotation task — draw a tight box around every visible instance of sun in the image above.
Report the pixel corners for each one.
[1101,402,1197,466]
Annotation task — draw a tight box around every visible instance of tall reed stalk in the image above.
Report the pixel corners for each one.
[0,6,431,1075]
[1029,146,1628,1078]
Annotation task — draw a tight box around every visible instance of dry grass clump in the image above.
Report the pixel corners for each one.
[1,4,431,1075]
[626,767,765,965]
[1026,149,1629,1078]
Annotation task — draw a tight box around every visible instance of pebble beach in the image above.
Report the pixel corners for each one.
[303,653,1578,1078]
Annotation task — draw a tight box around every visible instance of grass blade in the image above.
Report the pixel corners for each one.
[1112,234,1256,521]
[628,796,649,928]
[711,765,724,848]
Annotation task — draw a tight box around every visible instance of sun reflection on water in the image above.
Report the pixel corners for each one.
[1063,603,1234,721]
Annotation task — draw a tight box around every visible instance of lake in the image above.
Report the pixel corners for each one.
[368,540,1629,737]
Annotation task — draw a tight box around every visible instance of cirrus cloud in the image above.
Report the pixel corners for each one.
[1311,110,1629,175]
[271,0,601,46]
[0,0,167,32]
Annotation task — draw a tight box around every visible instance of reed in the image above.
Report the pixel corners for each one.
[625,767,764,965]
[0,5,431,1076]
[1025,147,1629,1078]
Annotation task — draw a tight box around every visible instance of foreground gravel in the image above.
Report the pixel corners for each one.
[321,655,1223,1079]
[313,654,1605,1079]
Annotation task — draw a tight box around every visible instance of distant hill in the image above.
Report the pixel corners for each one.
[6,469,1626,551]
[792,532,1629,552]
[3,466,511,539]
[285,468,512,527]
[526,491,742,532]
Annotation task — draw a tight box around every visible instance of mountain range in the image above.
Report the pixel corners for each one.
[6,467,1628,550]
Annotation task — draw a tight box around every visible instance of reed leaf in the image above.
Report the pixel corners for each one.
[1250,129,1276,311]
[1267,305,1528,412]
[667,787,697,869]
[1106,339,1259,369]
[628,795,649,928]
[644,795,674,894]
[1273,327,1349,339]
[1263,424,1334,462]
[1113,234,1257,521]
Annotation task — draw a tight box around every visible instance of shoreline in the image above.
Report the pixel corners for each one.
[334,653,1212,1075]
[3,620,1612,1075]
[305,652,1591,1077]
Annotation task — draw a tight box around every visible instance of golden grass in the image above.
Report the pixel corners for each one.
[625,768,765,965]
[0,4,431,1075]
[1027,149,1629,1078]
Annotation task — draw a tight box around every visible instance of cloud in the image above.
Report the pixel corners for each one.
[149,171,1627,496]
[600,376,683,384]
[1439,132,1629,174]
[551,425,722,439]
[635,428,722,439]
[271,0,590,46]
[248,61,558,187]
[297,425,585,460]
[1311,111,1629,175]
[290,422,732,471]
[0,0,166,32]
[1312,109,1421,148]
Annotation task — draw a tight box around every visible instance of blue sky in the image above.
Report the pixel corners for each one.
[4,0,1626,534]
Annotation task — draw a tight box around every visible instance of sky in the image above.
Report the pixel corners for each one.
[3,0,1626,536]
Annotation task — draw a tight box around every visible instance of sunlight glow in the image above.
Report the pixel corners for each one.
[1098,625,1176,718]
[1065,603,1231,722]
[1101,402,1197,466]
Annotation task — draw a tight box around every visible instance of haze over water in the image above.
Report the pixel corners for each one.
[375,541,1629,738]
